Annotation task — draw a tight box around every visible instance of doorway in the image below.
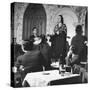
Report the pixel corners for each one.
[23,4,46,40]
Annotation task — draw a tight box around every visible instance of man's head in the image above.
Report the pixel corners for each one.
[22,40,33,51]
[75,25,83,35]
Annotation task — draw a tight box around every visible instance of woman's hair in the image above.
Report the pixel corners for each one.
[32,27,37,30]
[59,15,64,24]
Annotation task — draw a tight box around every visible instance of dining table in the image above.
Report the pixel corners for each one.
[22,69,81,87]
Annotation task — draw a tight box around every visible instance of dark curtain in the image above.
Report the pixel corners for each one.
[23,4,46,40]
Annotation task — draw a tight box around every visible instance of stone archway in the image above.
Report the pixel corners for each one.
[52,7,78,45]
[23,4,47,40]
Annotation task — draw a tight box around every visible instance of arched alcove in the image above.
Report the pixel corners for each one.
[52,8,78,45]
[23,3,46,40]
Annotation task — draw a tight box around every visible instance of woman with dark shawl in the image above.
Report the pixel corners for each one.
[51,15,67,65]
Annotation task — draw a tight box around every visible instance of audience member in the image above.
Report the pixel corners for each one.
[51,15,67,66]
[14,40,46,81]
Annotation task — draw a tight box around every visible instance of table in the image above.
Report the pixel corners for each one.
[22,70,80,87]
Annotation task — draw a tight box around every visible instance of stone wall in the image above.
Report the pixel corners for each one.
[14,2,28,44]
[13,2,87,44]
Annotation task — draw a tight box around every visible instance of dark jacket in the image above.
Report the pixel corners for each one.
[71,35,87,63]
[15,50,45,73]
[50,32,66,59]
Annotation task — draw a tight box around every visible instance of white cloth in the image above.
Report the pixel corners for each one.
[22,70,80,87]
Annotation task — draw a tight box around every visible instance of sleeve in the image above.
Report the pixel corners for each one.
[15,56,22,68]
[63,24,67,34]
[61,24,67,38]
[71,55,79,65]
[71,37,75,46]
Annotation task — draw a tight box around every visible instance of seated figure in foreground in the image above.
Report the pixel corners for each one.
[14,40,46,82]
[65,25,88,83]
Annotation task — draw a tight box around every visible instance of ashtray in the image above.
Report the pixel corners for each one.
[42,72,50,75]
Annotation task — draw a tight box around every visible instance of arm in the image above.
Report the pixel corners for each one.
[13,56,23,73]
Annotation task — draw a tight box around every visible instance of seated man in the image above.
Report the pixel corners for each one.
[65,45,88,83]
[65,45,79,66]
[14,40,46,81]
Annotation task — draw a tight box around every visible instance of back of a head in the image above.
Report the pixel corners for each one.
[75,25,82,35]
[23,40,33,51]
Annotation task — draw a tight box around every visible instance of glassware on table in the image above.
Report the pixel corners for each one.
[61,67,66,76]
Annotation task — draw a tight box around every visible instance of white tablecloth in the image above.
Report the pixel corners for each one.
[22,70,80,87]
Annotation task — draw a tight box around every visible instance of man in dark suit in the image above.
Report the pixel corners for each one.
[15,40,46,81]
[66,25,88,83]
[71,25,87,62]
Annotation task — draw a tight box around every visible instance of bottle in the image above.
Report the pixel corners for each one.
[59,64,63,74]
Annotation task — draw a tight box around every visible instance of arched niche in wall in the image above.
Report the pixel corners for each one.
[22,3,46,40]
[52,7,78,45]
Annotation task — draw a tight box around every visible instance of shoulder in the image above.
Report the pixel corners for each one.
[17,55,23,61]
[72,35,77,40]
[71,36,77,43]
[30,35,35,39]
[30,50,41,56]
[63,24,67,28]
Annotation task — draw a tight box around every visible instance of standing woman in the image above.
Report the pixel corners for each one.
[51,15,67,66]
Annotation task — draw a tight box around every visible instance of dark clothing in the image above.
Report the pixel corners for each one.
[15,50,46,80]
[71,35,85,54]
[40,42,52,70]
[29,35,39,42]
[51,24,67,63]
[11,43,24,62]
[71,35,87,62]
[51,34,64,58]
[29,35,34,43]
[29,35,41,50]
[79,44,87,62]
[66,34,88,83]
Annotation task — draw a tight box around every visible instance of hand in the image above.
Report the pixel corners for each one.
[12,66,17,73]
[19,65,24,71]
